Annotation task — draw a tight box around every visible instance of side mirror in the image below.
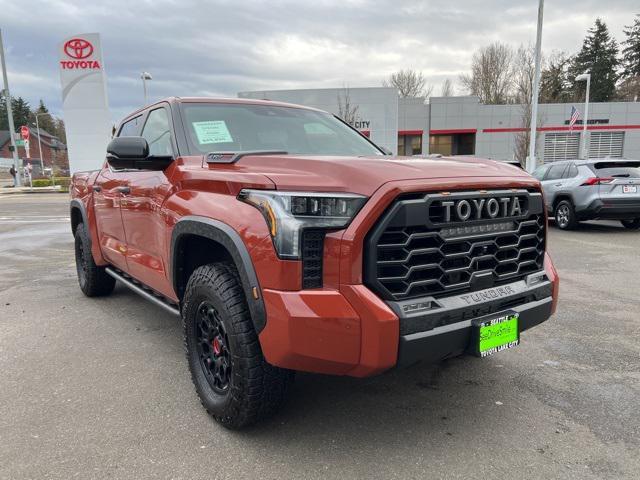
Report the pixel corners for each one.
[106,136,174,171]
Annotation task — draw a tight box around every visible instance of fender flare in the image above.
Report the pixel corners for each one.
[70,199,89,240]
[170,216,267,333]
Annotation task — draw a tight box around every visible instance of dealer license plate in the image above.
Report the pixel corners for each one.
[622,185,637,194]
[471,313,520,358]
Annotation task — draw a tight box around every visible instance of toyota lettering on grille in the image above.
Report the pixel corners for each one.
[440,197,522,223]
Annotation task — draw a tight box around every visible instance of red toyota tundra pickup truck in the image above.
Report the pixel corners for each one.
[70,97,559,428]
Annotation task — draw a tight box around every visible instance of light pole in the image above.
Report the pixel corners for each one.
[527,0,544,173]
[576,73,591,159]
[34,113,48,174]
[141,72,152,105]
[0,29,21,186]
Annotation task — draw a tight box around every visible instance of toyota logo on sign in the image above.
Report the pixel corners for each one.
[64,38,93,59]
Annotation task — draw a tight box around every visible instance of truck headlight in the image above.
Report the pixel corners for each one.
[238,190,367,259]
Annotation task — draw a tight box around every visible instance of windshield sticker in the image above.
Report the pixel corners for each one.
[192,121,233,144]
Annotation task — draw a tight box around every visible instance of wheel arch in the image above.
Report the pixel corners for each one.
[553,193,575,211]
[170,216,267,333]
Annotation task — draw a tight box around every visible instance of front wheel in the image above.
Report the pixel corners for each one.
[74,223,115,297]
[182,263,294,429]
[554,200,578,230]
[621,218,640,230]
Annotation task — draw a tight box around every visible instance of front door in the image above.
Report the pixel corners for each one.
[120,105,177,298]
[93,168,129,272]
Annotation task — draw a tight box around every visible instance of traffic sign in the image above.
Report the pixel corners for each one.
[15,139,25,147]
[20,125,29,141]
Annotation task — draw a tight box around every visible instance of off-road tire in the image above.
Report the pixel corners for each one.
[554,200,578,230]
[621,218,640,230]
[182,263,294,429]
[74,223,116,297]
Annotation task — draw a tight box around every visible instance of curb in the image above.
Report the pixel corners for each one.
[0,187,66,195]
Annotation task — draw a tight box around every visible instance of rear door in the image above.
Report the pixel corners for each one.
[592,161,640,202]
[119,105,177,298]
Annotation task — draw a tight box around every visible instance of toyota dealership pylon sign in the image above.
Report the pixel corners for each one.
[59,33,111,173]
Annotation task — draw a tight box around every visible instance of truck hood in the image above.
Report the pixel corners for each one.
[237,154,531,196]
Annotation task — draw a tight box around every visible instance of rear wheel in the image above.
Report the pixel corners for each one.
[554,200,578,230]
[182,263,294,429]
[621,218,640,230]
[74,223,115,297]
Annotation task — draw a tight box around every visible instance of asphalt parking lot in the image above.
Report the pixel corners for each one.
[1,193,638,479]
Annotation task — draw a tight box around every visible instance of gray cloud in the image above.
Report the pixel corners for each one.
[1,0,637,122]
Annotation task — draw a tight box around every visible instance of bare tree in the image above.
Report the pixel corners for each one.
[336,87,359,125]
[459,42,514,104]
[512,44,536,104]
[383,69,433,98]
[440,78,454,97]
[512,45,543,166]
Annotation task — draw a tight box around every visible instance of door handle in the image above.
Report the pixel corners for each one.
[554,183,562,187]
[116,186,130,195]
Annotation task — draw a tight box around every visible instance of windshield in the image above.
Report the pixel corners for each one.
[180,103,383,157]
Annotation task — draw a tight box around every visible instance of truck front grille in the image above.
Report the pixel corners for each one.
[364,190,546,301]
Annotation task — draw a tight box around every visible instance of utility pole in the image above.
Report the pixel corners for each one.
[527,0,544,173]
[0,29,21,186]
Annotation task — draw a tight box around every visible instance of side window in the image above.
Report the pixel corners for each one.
[118,115,142,137]
[545,164,567,181]
[532,165,548,181]
[563,163,579,178]
[141,108,174,156]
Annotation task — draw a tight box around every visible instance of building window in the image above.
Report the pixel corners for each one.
[543,133,580,161]
[429,133,475,156]
[398,134,422,156]
[589,132,624,158]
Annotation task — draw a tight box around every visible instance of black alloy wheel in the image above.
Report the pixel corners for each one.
[195,301,231,393]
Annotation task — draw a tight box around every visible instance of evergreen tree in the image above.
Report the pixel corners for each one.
[53,118,67,144]
[621,14,640,78]
[568,19,619,102]
[0,93,31,131]
[540,52,573,103]
[32,99,56,134]
[10,97,31,130]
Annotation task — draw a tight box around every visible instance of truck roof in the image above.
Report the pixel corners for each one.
[122,96,325,123]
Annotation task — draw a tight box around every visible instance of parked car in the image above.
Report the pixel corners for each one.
[70,97,559,428]
[533,159,640,230]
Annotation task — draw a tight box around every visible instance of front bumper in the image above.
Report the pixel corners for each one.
[258,253,559,377]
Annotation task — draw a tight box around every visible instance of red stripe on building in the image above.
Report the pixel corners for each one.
[483,124,640,133]
[398,129,424,136]
[429,129,477,135]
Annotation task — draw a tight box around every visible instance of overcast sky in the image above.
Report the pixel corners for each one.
[1,0,638,123]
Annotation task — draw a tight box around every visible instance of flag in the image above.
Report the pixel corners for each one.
[569,106,580,131]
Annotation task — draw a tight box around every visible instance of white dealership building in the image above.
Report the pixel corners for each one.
[239,87,640,162]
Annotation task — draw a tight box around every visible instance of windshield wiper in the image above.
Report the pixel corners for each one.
[206,150,288,164]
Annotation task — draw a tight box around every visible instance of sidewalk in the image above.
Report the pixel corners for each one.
[0,185,64,195]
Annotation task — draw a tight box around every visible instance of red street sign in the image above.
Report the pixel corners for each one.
[20,126,30,141]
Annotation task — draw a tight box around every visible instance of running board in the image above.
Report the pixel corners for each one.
[105,268,180,317]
